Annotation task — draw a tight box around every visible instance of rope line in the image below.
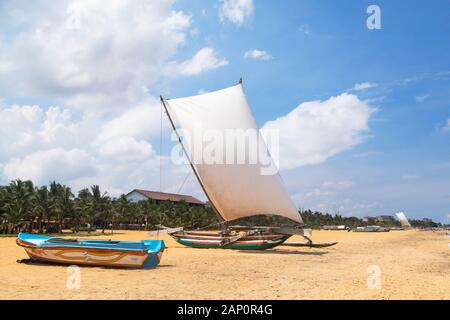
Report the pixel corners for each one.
[176,169,191,195]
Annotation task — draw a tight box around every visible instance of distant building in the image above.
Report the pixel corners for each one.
[125,189,204,206]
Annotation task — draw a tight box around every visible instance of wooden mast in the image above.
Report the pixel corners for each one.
[159,96,226,226]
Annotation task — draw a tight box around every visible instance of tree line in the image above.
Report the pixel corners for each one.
[300,210,444,229]
[0,179,445,234]
[0,179,217,234]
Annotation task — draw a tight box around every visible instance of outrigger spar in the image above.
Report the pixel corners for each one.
[159,80,337,250]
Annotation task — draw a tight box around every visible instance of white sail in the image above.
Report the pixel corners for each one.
[165,83,302,224]
[396,212,412,228]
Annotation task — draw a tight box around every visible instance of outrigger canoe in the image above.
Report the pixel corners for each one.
[170,229,290,250]
[167,226,337,250]
[16,233,165,269]
[159,81,338,251]
[352,226,390,233]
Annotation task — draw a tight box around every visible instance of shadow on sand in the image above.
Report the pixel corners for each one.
[237,249,328,256]
[16,259,173,269]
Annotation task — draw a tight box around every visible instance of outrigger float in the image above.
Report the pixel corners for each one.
[160,80,337,250]
[17,233,165,268]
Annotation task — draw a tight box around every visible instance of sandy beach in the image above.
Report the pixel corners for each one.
[1,230,449,300]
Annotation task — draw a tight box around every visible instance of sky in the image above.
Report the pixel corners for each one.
[0,0,449,222]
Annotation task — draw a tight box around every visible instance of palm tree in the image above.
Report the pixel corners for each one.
[2,179,35,233]
[47,181,63,233]
[74,188,92,232]
[112,195,131,232]
[33,186,51,233]
[88,185,110,233]
[114,195,131,218]
[57,186,75,233]
[126,202,140,226]
[100,197,112,233]
[0,186,7,233]
[137,199,159,229]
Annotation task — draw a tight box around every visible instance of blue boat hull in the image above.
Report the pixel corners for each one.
[17,233,165,269]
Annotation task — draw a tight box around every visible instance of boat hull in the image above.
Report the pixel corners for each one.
[170,231,290,250]
[16,234,164,269]
[352,228,390,233]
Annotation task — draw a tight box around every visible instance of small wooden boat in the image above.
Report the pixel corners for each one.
[170,229,290,250]
[352,226,390,233]
[389,227,406,231]
[169,227,337,250]
[321,225,348,231]
[16,233,165,269]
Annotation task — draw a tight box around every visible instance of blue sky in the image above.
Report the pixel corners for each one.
[169,0,450,222]
[0,0,449,222]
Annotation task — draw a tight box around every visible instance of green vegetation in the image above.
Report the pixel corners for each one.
[300,210,445,229]
[0,179,445,234]
[301,210,369,229]
[232,210,446,229]
[408,219,444,229]
[0,179,217,234]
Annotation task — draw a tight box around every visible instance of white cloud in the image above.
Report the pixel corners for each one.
[0,1,226,198]
[4,148,96,185]
[292,187,382,216]
[0,1,381,205]
[0,0,192,111]
[98,137,154,161]
[351,82,378,91]
[94,100,162,145]
[322,180,355,190]
[219,0,254,26]
[0,104,86,163]
[443,119,450,132]
[301,188,337,200]
[0,102,188,196]
[352,151,383,158]
[177,47,228,76]
[415,95,429,103]
[261,93,375,170]
[244,49,273,61]
[299,24,312,36]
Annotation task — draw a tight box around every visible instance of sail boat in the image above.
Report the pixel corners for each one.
[159,80,337,250]
[391,212,413,230]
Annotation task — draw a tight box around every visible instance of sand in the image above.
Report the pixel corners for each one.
[0,230,449,300]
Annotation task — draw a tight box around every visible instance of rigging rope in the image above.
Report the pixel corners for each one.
[157,100,164,239]
[159,98,163,194]
[176,169,191,195]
